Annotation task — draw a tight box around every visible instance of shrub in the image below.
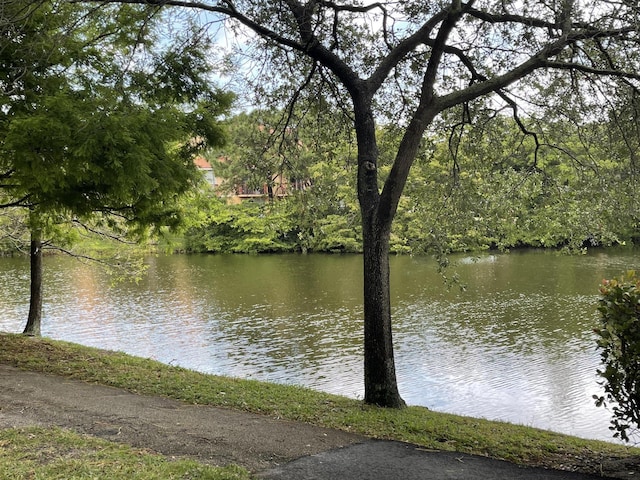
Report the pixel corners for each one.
[595,271,640,442]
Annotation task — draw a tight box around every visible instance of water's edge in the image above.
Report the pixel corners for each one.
[1,249,635,442]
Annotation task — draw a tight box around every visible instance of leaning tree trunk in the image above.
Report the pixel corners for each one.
[355,100,406,408]
[23,231,43,336]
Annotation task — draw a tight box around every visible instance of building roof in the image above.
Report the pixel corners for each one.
[193,156,213,170]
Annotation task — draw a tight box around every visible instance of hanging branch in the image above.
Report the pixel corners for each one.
[495,89,542,168]
[71,219,139,245]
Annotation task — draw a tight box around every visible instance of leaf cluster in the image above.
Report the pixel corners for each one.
[0,1,232,238]
[183,195,295,253]
[595,271,640,442]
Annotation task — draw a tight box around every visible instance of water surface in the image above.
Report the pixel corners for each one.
[0,249,636,442]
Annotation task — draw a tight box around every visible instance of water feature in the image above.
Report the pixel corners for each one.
[0,248,637,442]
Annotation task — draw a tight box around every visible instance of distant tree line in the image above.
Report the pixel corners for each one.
[181,108,640,256]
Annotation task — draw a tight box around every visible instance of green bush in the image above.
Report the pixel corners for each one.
[595,271,640,442]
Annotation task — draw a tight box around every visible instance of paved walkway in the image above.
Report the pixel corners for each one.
[0,365,614,479]
[259,441,605,479]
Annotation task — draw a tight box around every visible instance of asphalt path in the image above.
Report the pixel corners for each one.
[0,364,617,479]
[259,440,606,479]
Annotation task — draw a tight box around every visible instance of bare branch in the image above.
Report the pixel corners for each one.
[317,1,385,14]
[467,7,582,32]
[542,60,640,82]
[421,0,471,104]
[495,89,542,167]
[41,243,113,266]
[368,8,448,92]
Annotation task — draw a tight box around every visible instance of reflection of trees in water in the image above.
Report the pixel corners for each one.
[200,254,364,372]
[416,294,595,350]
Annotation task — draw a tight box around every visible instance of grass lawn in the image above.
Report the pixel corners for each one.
[0,426,249,480]
[1,332,638,478]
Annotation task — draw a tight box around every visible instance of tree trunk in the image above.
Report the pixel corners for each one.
[23,232,43,336]
[355,98,406,408]
[362,219,406,408]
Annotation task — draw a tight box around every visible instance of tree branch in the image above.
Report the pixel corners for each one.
[282,0,363,95]
[88,0,309,51]
[434,31,571,112]
[378,1,471,228]
[41,243,113,266]
[317,1,385,14]
[467,7,577,31]
[495,89,542,167]
[71,219,138,244]
[541,60,640,82]
[0,195,32,209]
[368,8,448,92]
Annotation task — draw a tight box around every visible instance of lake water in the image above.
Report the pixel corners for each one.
[1,249,637,442]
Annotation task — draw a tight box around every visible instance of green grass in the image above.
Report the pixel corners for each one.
[0,426,249,480]
[1,333,638,477]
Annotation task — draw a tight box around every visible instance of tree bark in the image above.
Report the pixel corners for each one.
[23,231,43,336]
[355,98,406,408]
[362,220,405,407]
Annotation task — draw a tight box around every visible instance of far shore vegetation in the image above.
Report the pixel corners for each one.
[3,110,640,261]
[1,333,638,479]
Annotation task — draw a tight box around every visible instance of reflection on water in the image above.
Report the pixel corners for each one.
[1,249,638,442]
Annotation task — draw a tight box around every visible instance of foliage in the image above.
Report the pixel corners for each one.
[0,1,233,233]
[0,1,233,335]
[290,152,361,253]
[396,115,637,255]
[0,208,29,255]
[595,272,640,442]
[182,193,296,253]
[184,108,363,254]
[212,109,313,199]
[183,116,639,256]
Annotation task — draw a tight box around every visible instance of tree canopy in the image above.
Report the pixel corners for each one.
[185,109,638,256]
[0,0,233,227]
[0,0,233,335]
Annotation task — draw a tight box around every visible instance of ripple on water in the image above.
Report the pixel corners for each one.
[393,293,611,440]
